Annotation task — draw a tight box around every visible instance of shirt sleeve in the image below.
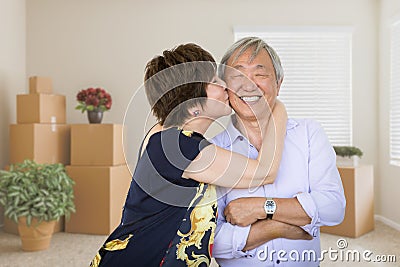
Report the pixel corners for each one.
[295,120,346,236]
[213,186,257,259]
[146,129,211,186]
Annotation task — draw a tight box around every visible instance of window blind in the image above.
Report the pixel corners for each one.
[235,28,352,146]
[390,21,400,165]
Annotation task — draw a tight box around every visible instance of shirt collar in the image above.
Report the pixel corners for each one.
[287,118,298,130]
[225,115,299,141]
[225,117,245,143]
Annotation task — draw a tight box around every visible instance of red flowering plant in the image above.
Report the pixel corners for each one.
[75,87,112,113]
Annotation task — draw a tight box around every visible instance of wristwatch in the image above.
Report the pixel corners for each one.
[264,197,276,219]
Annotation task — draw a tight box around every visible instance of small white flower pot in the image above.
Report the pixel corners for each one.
[336,155,359,167]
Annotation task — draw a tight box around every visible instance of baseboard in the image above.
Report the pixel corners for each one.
[375,214,400,232]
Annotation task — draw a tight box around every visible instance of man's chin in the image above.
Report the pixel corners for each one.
[235,112,259,121]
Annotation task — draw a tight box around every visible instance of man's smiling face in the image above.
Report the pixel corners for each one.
[224,48,281,122]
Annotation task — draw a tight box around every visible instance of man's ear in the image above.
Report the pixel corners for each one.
[277,77,283,96]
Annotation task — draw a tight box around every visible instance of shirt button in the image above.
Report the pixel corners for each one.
[239,136,244,141]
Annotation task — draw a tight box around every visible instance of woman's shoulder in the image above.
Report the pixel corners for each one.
[139,125,202,155]
[143,127,202,187]
[147,127,208,147]
[145,127,211,168]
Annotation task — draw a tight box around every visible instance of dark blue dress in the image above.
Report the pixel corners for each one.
[90,127,218,267]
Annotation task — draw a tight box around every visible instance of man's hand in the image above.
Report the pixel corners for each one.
[224,197,266,227]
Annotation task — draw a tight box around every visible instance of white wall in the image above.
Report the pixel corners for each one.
[378,0,400,226]
[0,0,26,225]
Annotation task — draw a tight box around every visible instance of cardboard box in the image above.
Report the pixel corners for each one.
[29,76,53,94]
[3,217,64,235]
[71,124,125,166]
[9,124,70,165]
[321,165,374,237]
[17,94,66,124]
[65,165,132,235]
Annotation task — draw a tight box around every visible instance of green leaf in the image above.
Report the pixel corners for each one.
[4,205,13,217]
[27,215,32,226]
[31,210,40,217]
[34,202,44,208]
[13,196,20,206]
[333,146,363,158]
[12,213,18,224]
[40,189,49,196]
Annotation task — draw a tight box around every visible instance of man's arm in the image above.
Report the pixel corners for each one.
[242,219,312,251]
[213,187,255,259]
[214,188,311,259]
[224,120,346,239]
[293,120,346,234]
[224,196,311,227]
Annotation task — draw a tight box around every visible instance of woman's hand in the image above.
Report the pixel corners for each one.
[224,197,266,227]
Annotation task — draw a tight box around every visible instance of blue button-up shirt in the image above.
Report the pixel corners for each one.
[211,117,346,267]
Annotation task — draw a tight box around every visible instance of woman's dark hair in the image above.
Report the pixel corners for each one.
[144,43,216,127]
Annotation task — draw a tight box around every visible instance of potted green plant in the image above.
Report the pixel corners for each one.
[333,146,363,167]
[0,160,75,251]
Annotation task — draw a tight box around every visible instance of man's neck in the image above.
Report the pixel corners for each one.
[232,115,265,151]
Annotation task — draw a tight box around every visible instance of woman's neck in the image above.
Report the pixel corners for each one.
[179,118,212,135]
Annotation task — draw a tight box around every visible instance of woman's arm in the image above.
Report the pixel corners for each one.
[183,100,287,188]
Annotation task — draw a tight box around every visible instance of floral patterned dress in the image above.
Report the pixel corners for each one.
[90,127,217,267]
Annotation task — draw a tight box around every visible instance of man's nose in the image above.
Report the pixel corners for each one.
[241,76,258,92]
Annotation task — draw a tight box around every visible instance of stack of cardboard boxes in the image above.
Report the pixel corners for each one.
[65,124,132,235]
[4,77,131,236]
[5,76,70,234]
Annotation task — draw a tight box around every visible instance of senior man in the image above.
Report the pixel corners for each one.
[212,37,346,266]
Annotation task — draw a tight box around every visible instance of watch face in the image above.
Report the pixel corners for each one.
[265,200,276,213]
[266,200,274,207]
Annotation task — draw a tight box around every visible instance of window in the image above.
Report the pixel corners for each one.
[235,27,352,146]
[390,20,400,166]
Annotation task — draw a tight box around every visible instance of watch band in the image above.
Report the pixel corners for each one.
[267,212,273,220]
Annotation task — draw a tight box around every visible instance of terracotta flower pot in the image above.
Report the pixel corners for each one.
[18,217,56,252]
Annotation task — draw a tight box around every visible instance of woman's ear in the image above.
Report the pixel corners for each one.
[188,106,201,117]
